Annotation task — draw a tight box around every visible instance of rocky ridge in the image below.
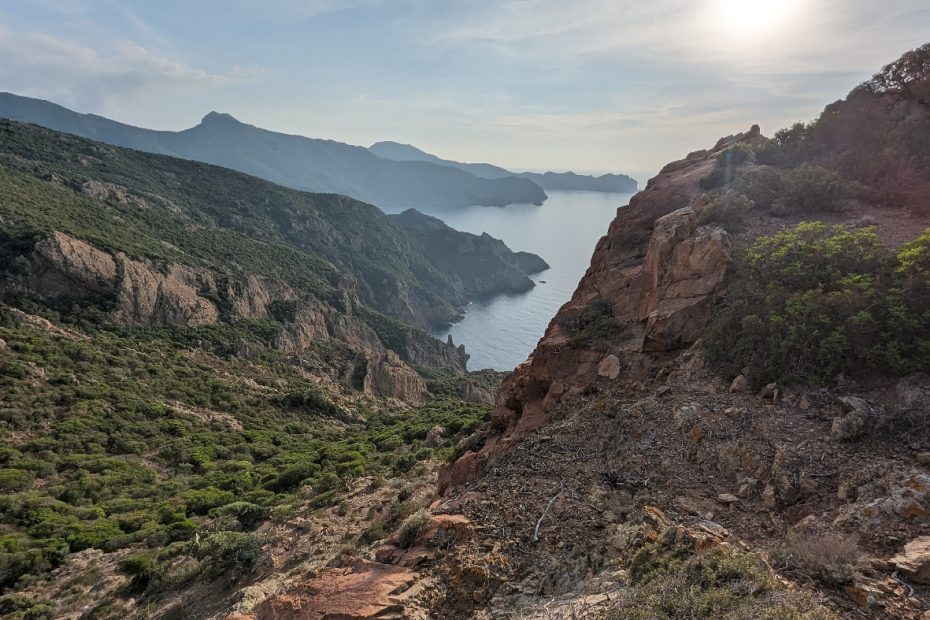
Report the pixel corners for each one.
[3,230,462,401]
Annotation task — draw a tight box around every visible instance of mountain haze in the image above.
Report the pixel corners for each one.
[0,93,547,211]
[369,140,639,192]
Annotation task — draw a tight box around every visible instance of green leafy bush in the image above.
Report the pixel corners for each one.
[696,191,752,233]
[700,144,755,190]
[196,531,262,578]
[704,223,930,387]
[561,298,625,348]
[738,164,853,215]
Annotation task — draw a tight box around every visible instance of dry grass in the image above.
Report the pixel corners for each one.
[776,529,859,587]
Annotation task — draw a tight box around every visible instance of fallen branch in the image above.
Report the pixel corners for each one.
[533,481,565,543]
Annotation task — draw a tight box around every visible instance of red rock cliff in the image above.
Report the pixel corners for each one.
[441,126,763,493]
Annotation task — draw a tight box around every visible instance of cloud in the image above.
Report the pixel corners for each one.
[233,0,386,20]
[0,24,256,112]
[430,0,929,75]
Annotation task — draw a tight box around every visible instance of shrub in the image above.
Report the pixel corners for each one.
[696,191,752,233]
[700,144,755,190]
[738,164,853,215]
[776,530,858,587]
[561,298,624,348]
[196,531,262,578]
[612,537,834,619]
[397,510,432,549]
[704,223,929,386]
[0,469,34,492]
[208,502,269,529]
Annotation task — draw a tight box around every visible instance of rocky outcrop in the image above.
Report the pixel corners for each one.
[3,231,463,401]
[441,128,759,493]
[238,557,421,620]
[360,350,429,402]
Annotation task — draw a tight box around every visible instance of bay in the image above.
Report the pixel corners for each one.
[430,190,634,371]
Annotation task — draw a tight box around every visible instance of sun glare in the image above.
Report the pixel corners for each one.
[714,0,799,35]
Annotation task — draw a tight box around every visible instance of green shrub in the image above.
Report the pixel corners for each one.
[0,469,34,492]
[700,144,755,190]
[696,191,752,233]
[397,509,432,549]
[611,536,835,619]
[208,502,269,529]
[196,531,262,578]
[738,164,853,215]
[562,298,625,348]
[704,223,930,386]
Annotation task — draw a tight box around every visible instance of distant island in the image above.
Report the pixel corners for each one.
[0,92,546,211]
[370,140,638,193]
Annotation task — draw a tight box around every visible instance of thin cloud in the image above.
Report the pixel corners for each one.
[0,24,256,113]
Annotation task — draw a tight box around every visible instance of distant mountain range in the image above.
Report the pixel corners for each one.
[0,93,545,211]
[369,141,638,192]
[0,93,636,212]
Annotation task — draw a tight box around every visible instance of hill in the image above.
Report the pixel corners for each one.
[0,93,547,211]
[0,119,548,332]
[370,140,639,192]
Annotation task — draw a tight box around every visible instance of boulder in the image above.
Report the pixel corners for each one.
[729,374,749,393]
[831,396,871,441]
[425,426,445,448]
[598,354,621,379]
[246,557,420,619]
[892,537,930,584]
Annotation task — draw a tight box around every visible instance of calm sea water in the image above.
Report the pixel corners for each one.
[430,190,634,371]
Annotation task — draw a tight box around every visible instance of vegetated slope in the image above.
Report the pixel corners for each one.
[370,140,639,192]
[0,93,547,210]
[0,119,546,331]
[0,119,514,617]
[389,209,549,300]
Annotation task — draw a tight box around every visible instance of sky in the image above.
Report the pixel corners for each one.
[1,1,929,179]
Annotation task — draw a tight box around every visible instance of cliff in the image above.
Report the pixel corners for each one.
[440,126,761,489]
[0,119,545,332]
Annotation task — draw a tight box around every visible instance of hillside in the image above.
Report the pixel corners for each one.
[369,140,639,192]
[0,118,514,618]
[390,209,549,301]
[0,119,549,332]
[0,93,548,211]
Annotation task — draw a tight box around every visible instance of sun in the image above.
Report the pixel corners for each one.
[713,0,799,34]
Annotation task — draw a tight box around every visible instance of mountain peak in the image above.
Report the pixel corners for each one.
[200,111,241,126]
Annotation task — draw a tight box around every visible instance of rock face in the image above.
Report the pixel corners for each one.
[892,537,930,584]
[361,351,429,402]
[441,128,759,492]
[3,231,462,402]
[241,557,420,620]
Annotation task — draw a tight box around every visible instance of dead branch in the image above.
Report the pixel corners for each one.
[533,481,565,543]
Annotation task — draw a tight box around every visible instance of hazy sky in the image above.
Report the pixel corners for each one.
[1,1,928,178]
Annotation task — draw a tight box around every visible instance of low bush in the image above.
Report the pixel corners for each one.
[612,535,835,619]
[775,530,858,587]
[738,164,854,215]
[700,144,755,190]
[696,191,752,233]
[397,510,432,549]
[561,298,625,349]
[704,223,930,387]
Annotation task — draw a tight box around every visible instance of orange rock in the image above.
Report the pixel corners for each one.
[249,557,418,620]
